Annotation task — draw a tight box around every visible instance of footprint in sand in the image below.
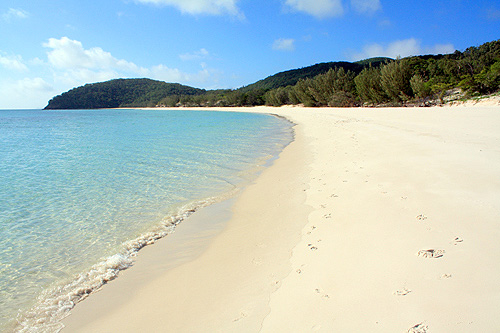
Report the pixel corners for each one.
[312,324,322,331]
[394,288,412,296]
[408,322,428,333]
[306,226,316,235]
[232,310,248,322]
[315,288,330,299]
[323,213,332,219]
[416,214,427,221]
[417,249,445,258]
[271,280,281,291]
[308,243,318,250]
[452,237,463,245]
[441,273,452,279]
[252,258,263,266]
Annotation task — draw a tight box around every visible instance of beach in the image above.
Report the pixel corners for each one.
[61,105,500,332]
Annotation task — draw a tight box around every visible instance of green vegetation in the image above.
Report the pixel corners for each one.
[239,59,387,92]
[262,39,500,107]
[45,40,500,109]
[45,79,205,109]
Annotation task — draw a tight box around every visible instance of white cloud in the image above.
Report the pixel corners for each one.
[16,77,53,92]
[149,63,222,86]
[42,37,221,87]
[285,0,344,18]
[0,54,28,71]
[51,68,123,88]
[351,0,381,14]
[148,64,187,82]
[430,43,456,55]
[0,37,226,108]
[0,78,54,109]
[2,8,29,22]
[43,37,144,73]
[135,0,243,18]
[29,57,46,66]
[349,38,455,60]
[272,38,296,51]
[179,48,210,61]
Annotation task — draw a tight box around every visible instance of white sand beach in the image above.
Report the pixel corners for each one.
[62,104,500,332]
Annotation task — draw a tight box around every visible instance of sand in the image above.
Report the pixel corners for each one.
[61,105,500,332]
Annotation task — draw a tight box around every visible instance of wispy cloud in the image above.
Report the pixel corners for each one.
[2,8,29,22]
[348,38,455,60]
[179,48,210,61]
[378,19,392,28]
[0,54,29,71]
[272,38,296,51]
[430,43,457,55]
[284,0,344,19]
[350,0,381,14]
[134,0,244,18]
[487,7,500,20]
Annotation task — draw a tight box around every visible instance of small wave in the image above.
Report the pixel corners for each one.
[13,195,228,333]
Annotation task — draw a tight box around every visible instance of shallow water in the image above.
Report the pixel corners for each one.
[0,109,293,331]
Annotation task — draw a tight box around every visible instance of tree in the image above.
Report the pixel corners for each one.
[479,60,500,92]
[294,67,358,107]
[355,66,388,105]
[380,59,413,102]
[410,74,432,99]
[264,86,292,106]
[292,78,317,107]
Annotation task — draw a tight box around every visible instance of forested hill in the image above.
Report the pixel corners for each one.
[44,79,205,109]
[239,58,389,92]
[44,58,389,109]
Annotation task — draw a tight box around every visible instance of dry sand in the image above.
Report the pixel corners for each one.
[62,105,500,332]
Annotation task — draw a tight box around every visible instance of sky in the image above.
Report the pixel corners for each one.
[1,0,499,109]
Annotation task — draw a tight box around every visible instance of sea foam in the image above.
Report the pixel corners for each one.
[15,198,216,332]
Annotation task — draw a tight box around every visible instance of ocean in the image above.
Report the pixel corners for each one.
[0,108,293,332]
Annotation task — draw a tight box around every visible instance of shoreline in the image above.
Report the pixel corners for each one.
[62,105,500,332]
[61,106,311,332]
[10,109,292,332]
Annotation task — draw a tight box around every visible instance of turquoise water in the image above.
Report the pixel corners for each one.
[0,109,293,332]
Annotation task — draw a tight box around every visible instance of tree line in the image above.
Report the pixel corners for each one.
[163,39,500,108]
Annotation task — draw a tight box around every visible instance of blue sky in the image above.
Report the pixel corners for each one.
[1,0,499,108]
